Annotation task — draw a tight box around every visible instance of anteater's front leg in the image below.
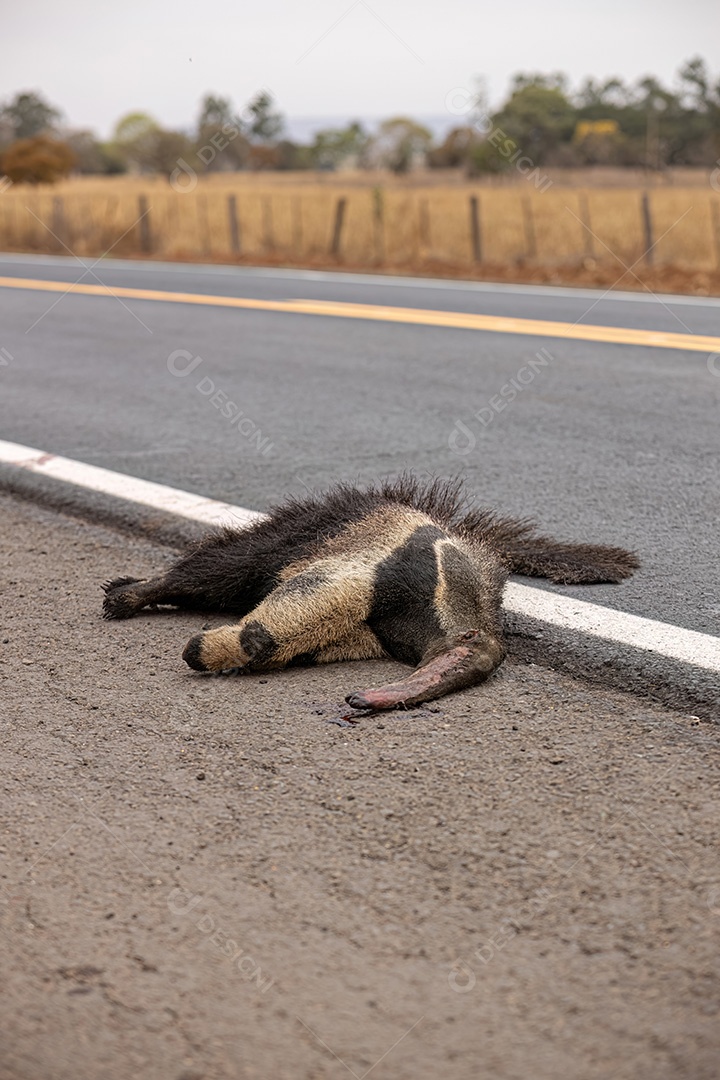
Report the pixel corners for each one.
[102,575,172,620]
[182,560,378,673]
[103,531,265,620]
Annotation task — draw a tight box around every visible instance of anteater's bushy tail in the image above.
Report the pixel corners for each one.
[458,508,639,584]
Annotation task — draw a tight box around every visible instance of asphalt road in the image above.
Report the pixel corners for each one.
[2,493,718,1080]
[0,252,718,640]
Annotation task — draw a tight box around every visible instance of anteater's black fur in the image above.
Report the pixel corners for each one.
[103,476,639,710]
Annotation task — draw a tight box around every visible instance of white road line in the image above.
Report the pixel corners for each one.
[1,438,719,675]
[1,253,719,308]
[503,582,719,672]
[0,439,259,530]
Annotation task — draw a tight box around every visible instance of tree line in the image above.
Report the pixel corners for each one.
[0,57,718,185]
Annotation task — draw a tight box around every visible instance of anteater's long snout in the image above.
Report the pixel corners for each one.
[346,630,504,711]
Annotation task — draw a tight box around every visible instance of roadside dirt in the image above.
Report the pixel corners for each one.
[1,493,718,1080]
[129,251,720,298]
[4,242,719,297]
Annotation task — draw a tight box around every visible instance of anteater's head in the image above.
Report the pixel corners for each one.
[345,628,505,712]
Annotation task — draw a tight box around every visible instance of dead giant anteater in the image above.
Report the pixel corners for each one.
[103,477,639,711]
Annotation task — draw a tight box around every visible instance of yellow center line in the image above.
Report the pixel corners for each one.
[1,275,718,354]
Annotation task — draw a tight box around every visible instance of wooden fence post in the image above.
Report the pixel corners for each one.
[52,196,66,252]
[292,196,303,254]
[710,200,720,270]
[372,187,384,264]
[469,195,482,262]
[641,192,654,264]
[227,194,241,255]
[0,198,6,251]
[522,197,537,259]
[577,192,594,258]
[262,197,274,252]
[330,197,346,257]
[197,195,210,255]
[419,198,430,256]
[167,196,179,236]
[138,195,151,253]
[4,197,16,248]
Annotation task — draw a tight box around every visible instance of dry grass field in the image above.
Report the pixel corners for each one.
[2,170,719,294]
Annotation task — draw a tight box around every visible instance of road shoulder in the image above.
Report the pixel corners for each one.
[1,493,719,1079]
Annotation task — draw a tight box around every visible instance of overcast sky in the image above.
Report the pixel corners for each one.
[2,0,718,137]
